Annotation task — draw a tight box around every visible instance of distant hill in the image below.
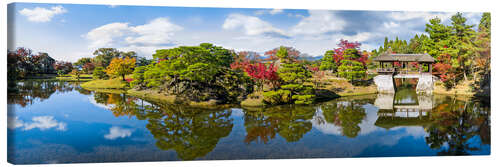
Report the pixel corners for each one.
[297,53,323,61]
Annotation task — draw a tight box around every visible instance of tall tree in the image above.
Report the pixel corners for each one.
[337,49,366,82]
[319,50,337,72]
[473,13,491,97]
[276,46,315,104]
[450,12,476,80]
[105,57,136,81]
[92,48,121,67]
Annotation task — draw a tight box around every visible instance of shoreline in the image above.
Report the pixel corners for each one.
[79,78,485,108]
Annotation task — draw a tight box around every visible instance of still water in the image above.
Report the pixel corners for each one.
[7,80,490,164]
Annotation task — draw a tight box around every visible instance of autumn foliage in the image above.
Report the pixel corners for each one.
[332,39,362,65]
[244,63,280,91]
[105,57,136,81]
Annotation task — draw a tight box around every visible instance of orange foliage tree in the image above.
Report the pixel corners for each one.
[105,57,136,81]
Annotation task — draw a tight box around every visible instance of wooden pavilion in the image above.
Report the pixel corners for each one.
[373,53,435,75]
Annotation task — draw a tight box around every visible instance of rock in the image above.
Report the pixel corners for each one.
[374,75,395,93]
[416,74,434,94]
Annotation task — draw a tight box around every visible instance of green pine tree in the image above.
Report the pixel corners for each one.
[337,49,366,82]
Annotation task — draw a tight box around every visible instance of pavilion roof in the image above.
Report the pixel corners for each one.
[373,53,435,63]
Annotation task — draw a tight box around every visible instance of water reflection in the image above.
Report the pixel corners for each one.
[91,92,234,160]
[7,81,491,164]
[244,106,315,143]
[8,80,81,107]
[320,99,368,138]
[425,97,490,155]
[373,89,490,155]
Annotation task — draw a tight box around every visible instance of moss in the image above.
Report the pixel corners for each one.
[83,88,127,94]
[81,77,130,89]
[241,97,265,107]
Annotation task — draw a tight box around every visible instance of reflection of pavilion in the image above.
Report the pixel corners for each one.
[373,93,434,129]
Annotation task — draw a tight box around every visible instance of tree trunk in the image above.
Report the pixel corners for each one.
[122,74,125,81]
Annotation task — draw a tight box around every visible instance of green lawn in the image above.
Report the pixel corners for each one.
[81,77,130,89]
[56,74,93,82]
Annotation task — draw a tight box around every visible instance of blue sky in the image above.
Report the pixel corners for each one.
[8,3,483,62]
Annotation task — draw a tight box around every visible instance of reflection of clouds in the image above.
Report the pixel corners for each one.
[312,106,382,136]
[312,104,428,147]
[9,116,67,131]
[88,96,113,110]
[377,127,427,147]
[392,126,428,138]
[311,109,342,135]
[104,126,133,140]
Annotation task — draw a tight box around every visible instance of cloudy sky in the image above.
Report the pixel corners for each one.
[8,3,483,62]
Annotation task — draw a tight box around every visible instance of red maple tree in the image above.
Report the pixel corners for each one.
[331,39,362,65]
[264,47,300,62]
[244,63,280,91]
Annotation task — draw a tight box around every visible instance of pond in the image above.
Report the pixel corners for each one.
[7,80,490,164]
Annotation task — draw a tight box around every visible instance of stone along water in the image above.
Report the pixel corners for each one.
[7,80,490,164]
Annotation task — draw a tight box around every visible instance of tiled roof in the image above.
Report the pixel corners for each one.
[373,53,435,62]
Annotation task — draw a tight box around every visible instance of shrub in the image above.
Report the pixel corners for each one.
[263,89,291,105]
[130,66,147,88]
[92,67,108,80]
[292,95,315,105]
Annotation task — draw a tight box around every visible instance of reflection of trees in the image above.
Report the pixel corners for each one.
[243,105,315,144]
[148,107,233,160]
[8,80,77,107]
[94,94,233,160]
[425,97,490,155]
[321,100,367,138]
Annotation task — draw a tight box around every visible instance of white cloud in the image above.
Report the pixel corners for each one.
[85,17,182,53]
[334,32,378,43]
[255,9,284,15]
[19,6,67,22]
[9,116,67,131]
[288,13,305,18]
[269,9,284,15]
[85,22,131,48]
[126,18,183,46]
[291,10,346,36]
[222,13,288,38]
[388,11,454,22]
[383,21,400,29]
[104,126,133,140]
[463,12,483,25]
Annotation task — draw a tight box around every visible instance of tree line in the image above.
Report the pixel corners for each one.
[8,12,490,103]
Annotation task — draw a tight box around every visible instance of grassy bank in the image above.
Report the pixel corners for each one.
[127,89,233,109]
[322,76,378,97]
[240,91,266,107]
[55,74,93,82]
[82,74,376,108]
[81,77,130,89]
[433,80,475,96]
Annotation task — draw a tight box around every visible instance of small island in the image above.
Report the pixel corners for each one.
[8,13,491,108]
